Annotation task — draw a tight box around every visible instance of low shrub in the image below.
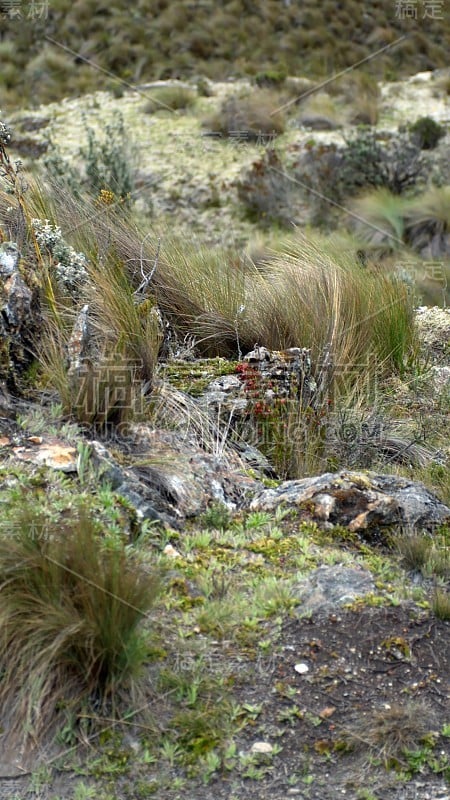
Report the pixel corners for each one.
[32,217,89,300]
[294,129,426,223]
[338,129,385,193]
[254,67,287,88]
[196,76,213,97]
[236,148,295,225]
[409,116,446,150]
[80,112,136,205]
[291,141,344,224]
[380,132,427,195]
[340,130,425,196]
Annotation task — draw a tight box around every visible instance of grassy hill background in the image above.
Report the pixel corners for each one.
[1,0,450,108]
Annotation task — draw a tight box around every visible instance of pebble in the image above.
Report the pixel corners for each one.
[163,544,181,558]
[250,741,273,754]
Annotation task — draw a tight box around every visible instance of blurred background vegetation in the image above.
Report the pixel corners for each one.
[0,0,449,108]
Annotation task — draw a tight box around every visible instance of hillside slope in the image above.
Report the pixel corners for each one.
[0,0,449,108]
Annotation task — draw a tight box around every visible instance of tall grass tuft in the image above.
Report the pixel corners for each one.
[86,251,163,384]
[28,180,417,379]
[203,88,286,140]
[247,236,416,372]
[404,185,450,252]
[349,188,408,249]
[0,507,161,743]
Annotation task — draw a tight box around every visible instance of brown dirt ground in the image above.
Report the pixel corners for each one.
[115,605,448,800]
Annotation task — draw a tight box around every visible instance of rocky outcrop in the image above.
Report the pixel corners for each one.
[0,242,40,388]
[249,471,450,534]
[297,113,341,130]
[5,420,449,535]
[87,426,261,526]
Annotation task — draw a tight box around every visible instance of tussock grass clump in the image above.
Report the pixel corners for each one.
[155,235,416,372]
[432,588,450,620]
[348,95,379,126]
[37,253,162,425]
[350,189,408,249]
[86,253,163,384]
[26,180,417,406]
[350,185,450,268]
[342,702,437,767]
[395,530,432,571]
[204,89,286,140]
[154,238,254,356]
[395,527,449,581]
[0,507,161,743]
[26,181,162,423]
[334,73,380,126]
[328,71,380,103]
[298,91,343,124]
[404,185,450,253]
[143,86,197,113]
[2,0,450,107]
[248,237,416,371]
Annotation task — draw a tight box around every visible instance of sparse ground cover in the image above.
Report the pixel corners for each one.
[0,455,448,799]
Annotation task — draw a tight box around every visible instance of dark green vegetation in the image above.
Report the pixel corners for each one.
[1,0,450,108]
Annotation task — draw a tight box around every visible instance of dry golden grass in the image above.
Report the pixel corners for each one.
[342,702,437,767]
[203,88,286,140]
[0,506,161,744]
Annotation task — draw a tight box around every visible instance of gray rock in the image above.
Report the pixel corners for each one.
[0,245,39,384]
[206,374,242,394]
[430,366,450,393]
[293,564,375,615]
[200,373,248,414]
[87,427,261,527]
[249,470,450,533]
[1,272,32,327]
[0,242,19,277]
[297,113,341,130]
[88,440,128,489]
